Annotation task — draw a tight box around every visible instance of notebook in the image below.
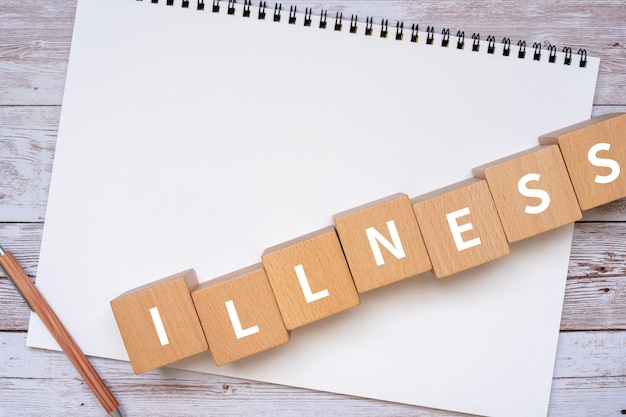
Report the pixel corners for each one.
[29,0,599,416]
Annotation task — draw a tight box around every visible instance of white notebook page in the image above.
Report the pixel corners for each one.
[29,1,599,416]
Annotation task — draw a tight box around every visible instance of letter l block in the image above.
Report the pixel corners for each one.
[262,226,360,330]
[191,264,290,366]
[110,269,209,374]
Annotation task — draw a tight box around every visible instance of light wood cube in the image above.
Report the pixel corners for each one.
[261,226,360,330]
[110,270,209,374]
[191,264,290,366]
[411,178,510,278]
[473,145,582,242]
[333,193,432,292]
[539,113,626,210]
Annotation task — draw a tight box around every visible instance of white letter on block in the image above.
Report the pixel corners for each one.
[149,306,170,346]
[588,143,621,184]
[225,300,260,340]
[294,264,329,303]
[446,207,481,252]
[517,173,551,215]
[365,220,407,266]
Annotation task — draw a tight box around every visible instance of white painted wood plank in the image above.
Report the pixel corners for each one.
[0,0,76,105]
[0,223,42,330]
[562,222,626,331]
[0,0,624,105]
[554,331,626,378]
[2,330,624,416]
[1,0,625,415]
[548,377,626,417]
[0,332,468,417]
[0,222,42,274]
[2,221,625,331]
[0,106,58,222]
[1,105,625,222]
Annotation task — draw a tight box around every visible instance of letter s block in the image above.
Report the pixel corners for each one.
[110,269,209,374]
[411,178,510,278]
[333,193,432,293]
[191,264,290,366]
[262,226,360,330]
[472,145,581,242]
[539,113,626,210]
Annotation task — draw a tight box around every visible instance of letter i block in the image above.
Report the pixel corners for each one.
[333,193,432,293]
[472,145,582,242]
[539,113,626,210]
[110,269,209,374]
[191,264,290,366]
[411,178,510,278]
[262,226,360,330]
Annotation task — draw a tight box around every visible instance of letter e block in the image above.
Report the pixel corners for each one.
[262,226,360,330]
[333,193,432,292]
[411,178,510,278]
[539,113,626,210]
[472,145,581,242]
[191,264,290,366]
[110,270,208,374]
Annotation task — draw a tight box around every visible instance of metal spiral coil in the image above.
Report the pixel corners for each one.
[139,0,590,68]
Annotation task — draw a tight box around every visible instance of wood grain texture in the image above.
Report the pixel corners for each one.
[540,113,626,210]
[192,264,290,366]
[412,178,510,278]
[1,0,625,415]
[0,106,58,222]
[1,329,624,417]
[2,106,626,224]
[111,273,209,374]
[333,193,431,292]
[262,226,360,330]
[1,221,624,332]
[0,250,121,413]
[1,1,624,106]
[0,0,76,105]
[473,145,582,242]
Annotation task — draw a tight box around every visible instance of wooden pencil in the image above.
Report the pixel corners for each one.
[0,244,124,417]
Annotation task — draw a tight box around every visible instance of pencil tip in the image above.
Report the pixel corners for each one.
[0,244,5,256]
[109,408,124,417]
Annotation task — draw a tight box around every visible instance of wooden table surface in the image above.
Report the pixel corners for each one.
[1,1,625,416]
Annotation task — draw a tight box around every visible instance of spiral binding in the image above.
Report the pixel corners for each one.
[141,0,589,68]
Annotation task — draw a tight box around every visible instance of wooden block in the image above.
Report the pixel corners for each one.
[333,193,432,292]
[539,113,626,210]
[191,264,290,366]
[110,269,209,374]
[411,178,510,278]
[261,226,360,330]
[472,145,582,242]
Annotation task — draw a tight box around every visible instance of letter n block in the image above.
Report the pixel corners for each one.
[191,264,290,366]
[110,269,209,374]
[262,226,360,330]
[333,193,432,292]
[411,178,510,278]
[539,113,626,210]
[472,145,581,242]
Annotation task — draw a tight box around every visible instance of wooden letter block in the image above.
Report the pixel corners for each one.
[333,193,432,292]
[411,178,510,278]
[261,226,360,330]
[472,145,582,242]
[539,113,626,210]
[191,264,290,366]
[110,269,208,374]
